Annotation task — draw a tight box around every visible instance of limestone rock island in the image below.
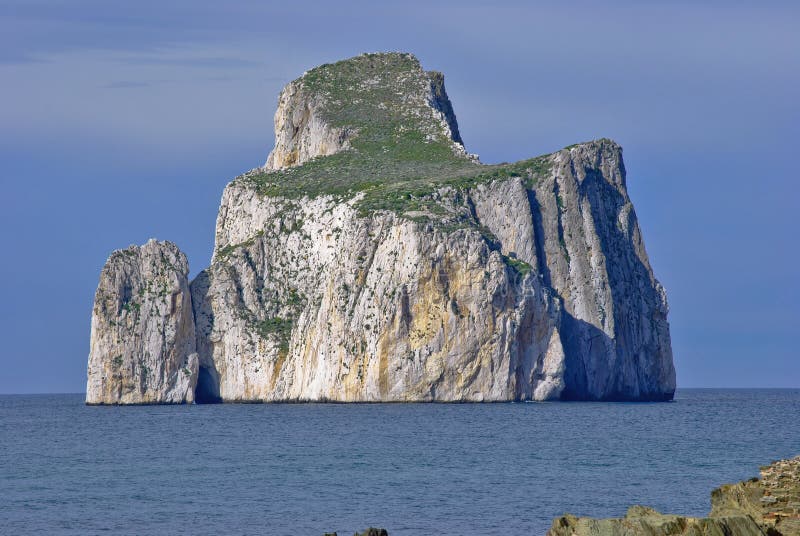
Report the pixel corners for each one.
[86,239,198,404]
[86,52,676,404]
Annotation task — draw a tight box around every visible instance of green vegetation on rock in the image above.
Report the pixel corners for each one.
[238,53,557,218]
[503,255,533,277]
[216,230,265,260]
[255,317,293,354]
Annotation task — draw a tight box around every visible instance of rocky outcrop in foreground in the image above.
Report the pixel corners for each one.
[324,529,387,536]
[548,455,800,536]
[86,239,198,404]
[87,52,675,403]
[317,457,800,535]
[549,506,764,536]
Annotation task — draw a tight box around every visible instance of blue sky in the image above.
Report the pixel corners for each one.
[1,1,798,393]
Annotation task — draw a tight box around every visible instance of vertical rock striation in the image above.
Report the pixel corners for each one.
[86,239,198,404]
[536,143,674,400]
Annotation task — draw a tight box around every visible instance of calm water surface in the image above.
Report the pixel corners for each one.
[2,389,798,535]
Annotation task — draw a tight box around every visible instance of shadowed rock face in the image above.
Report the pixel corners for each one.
[548,455,800,536]
[86,239,198,404]
[542,144,674,401]
[86,52,675,404]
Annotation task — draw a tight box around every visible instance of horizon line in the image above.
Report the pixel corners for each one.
[1,387,798,396]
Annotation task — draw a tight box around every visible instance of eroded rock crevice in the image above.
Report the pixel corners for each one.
[195,366,222,404]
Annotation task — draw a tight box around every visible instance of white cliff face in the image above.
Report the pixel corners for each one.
[86,239,198,404]
[87,52,675,404]
[264,79,352,170]
[192,139,675,403]
[192,189,565,402]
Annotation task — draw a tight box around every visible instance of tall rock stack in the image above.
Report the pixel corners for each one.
[86,239,198,404]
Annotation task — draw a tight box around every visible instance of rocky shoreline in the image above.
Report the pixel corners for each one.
[550,455,800,535]
[322,456,800,535]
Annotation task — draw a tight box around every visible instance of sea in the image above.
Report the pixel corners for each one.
[1,389,798,535]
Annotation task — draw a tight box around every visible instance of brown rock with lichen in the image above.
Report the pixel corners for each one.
[711,455,800,535]
[548,456,800,536]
